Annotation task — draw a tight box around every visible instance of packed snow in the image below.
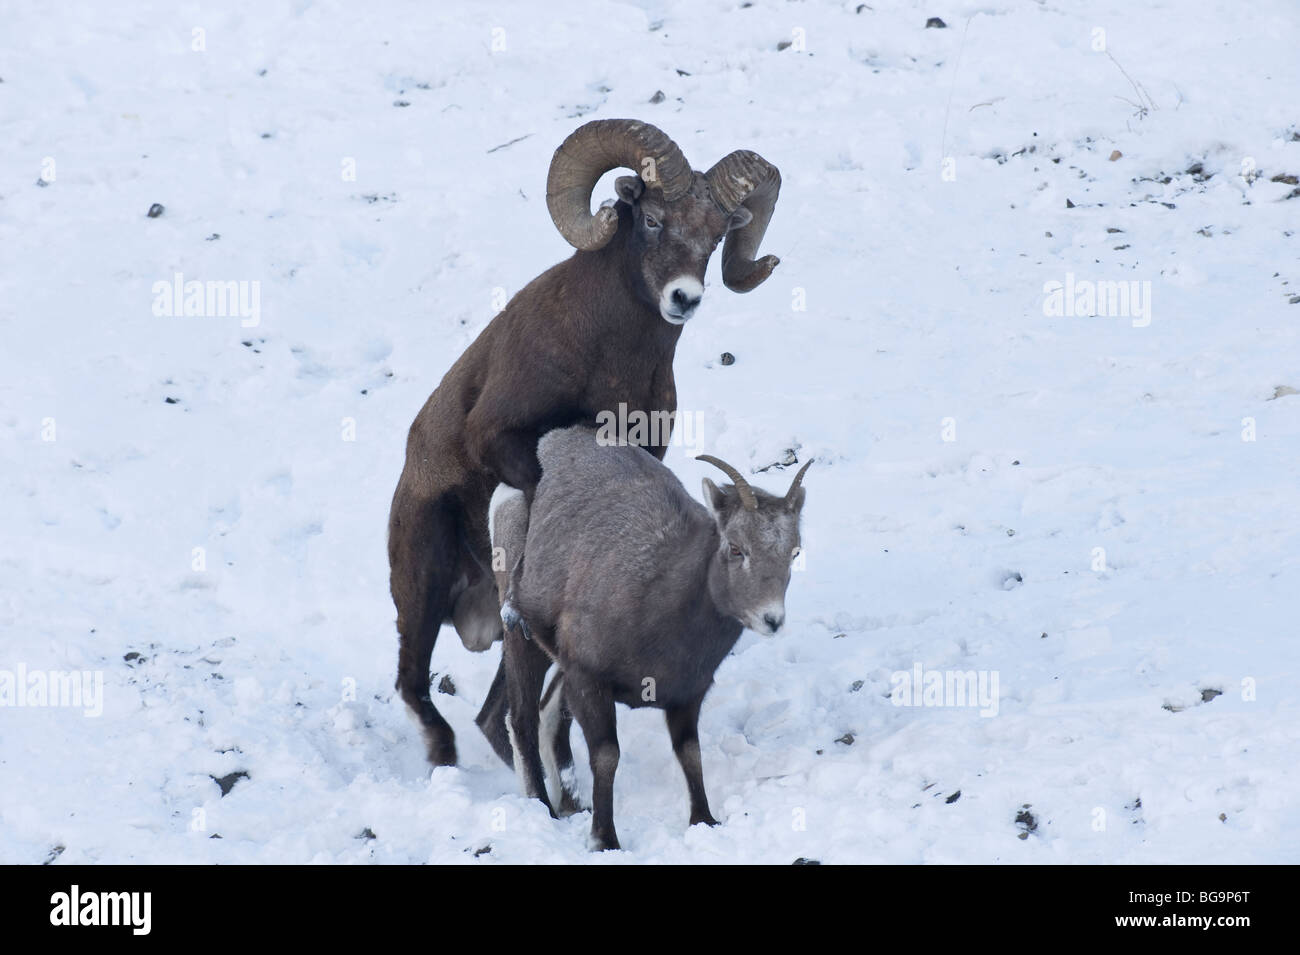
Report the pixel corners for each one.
[2,0,1298,864]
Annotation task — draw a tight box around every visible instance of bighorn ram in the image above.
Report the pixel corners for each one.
[389,119,781,766]
[497,425,811,850]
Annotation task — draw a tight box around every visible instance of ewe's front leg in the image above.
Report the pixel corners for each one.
[666,698,719,828]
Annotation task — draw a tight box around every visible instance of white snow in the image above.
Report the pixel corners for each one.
[3,0,1298,864]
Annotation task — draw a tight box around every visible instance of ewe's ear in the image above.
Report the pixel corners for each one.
[702,478,728,517]
[615,175,645,205]
[785,485,806,513]
[727,206,753,231]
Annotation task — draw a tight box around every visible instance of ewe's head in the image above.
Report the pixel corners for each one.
[697,455,811,636]
[546,119,781,324]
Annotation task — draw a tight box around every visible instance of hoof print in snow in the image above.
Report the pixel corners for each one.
[792,857,821,865]
[946,790,961,804]
[123,651,146,665]
[925,17,947,29]
[393,100,410,108]
[649,90,665,104]
[357,827,377,841]
[756,448,799,472]
[147,203,164,218]
[849,679,864,693]
[1015,805,1037,839]
[835,733,855,746]
[211,771,249,797]
[43,845,65,865]
[1161,701,1184,712]
[1269,385,1298,399]
[1200,687,1222,703]
[164,396,179,404]
[473,844,492,858]
[719,351,735,365]
[1065,198,1075,208]
[437,674,456,696]
[1002,571,1023,590]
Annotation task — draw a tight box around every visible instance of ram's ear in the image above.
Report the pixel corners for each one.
[701,478,728,518]
[615,175,645,205]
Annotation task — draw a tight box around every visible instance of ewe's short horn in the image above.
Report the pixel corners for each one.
[784,459,813,506]
[546,119,692,251]
[705,149,782,292]
[696,454,758,511]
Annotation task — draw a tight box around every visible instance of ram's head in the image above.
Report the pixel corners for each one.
[546,119,782,324]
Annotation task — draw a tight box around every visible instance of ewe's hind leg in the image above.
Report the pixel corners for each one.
[539,673,581,815]
[563,669,621,851]
[503,625,555,816]
[666,697,719,827]
[390,492,459,766]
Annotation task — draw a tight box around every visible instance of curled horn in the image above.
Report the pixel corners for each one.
[705,149,782,292]
[784,459,813,506]
[546,119,693,251]
[696,454,758,511]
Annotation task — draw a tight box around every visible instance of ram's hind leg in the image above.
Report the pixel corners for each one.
[475,657,514,767]
[390,491,460,766]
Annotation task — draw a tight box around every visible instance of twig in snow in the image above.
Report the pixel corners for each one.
[487,133,533,154]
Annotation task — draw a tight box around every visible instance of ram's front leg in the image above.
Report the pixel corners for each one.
[474,426,543,504]
[666,696,719,828]
[646,363,678,461]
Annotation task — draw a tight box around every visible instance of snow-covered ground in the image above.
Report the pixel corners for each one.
[3,0,1298,864]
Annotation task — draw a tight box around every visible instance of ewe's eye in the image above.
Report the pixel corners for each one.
[791,546,802,562]
[643,214,661,229]
[729,543,743,559]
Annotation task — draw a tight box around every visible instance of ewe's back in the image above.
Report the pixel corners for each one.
[534,426,702,537]
[519,427,711,621]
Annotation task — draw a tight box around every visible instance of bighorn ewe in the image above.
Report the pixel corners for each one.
[389,119,781,766]
[497,425,811,850]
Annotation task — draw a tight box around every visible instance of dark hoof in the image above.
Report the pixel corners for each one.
[589,830,621,852]
[425,733,458,767]
[690,812,720,828]
[557,789,583,817]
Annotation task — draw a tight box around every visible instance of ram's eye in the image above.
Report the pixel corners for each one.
[643,214,661,229]
[729,543,743,558]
